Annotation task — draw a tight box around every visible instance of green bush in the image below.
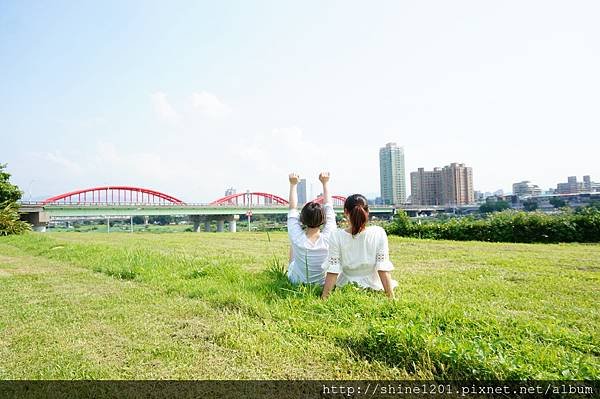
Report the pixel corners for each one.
[0,202,32,236]
[386,209,600,243]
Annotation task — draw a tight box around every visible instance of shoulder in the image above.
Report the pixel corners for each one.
[329,228,347,241]
[331,228,345,238]
[364,225,388,243]
[365,225,386,236]
[287,208,300,219]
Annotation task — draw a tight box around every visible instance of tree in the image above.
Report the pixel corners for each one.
[479,200,510,214]
[0,164,29,235]
[523,199,539,212]
[132,216,146,225]
[385,210,413,235]
[549,197,567,209]
[150,215,173,225]
[0,164,22,204]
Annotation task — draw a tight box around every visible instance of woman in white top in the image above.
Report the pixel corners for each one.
[287,172,336,285]
[321,194,397,299]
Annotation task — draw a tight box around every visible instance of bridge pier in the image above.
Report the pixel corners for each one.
[190,215,202,232]
[204,220,211,232]
[228,215,239,233]
[216,218,225,233]
[20,210,50,233]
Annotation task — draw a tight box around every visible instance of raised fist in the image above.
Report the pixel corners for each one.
[318,172,330,184]
[289,173,300,185]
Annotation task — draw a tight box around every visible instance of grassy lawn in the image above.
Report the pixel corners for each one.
[0,232,598,379]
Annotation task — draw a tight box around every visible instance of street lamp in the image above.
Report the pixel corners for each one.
[28,179,36,202]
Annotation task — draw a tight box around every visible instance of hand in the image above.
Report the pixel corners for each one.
[289,173,300,185]
[318,171,330,184]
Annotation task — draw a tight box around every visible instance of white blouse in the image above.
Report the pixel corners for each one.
[323,225,398,291]
[287,203,336,285]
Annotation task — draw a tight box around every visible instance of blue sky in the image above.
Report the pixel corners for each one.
[2,1,599,202]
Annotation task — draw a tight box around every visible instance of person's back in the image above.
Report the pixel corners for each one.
[325,225,396,290]
[286,172,335,285]
[321,194,397,299]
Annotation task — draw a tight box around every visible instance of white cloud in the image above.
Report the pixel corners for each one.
[95,141,119,164]
[190,91,231,118]
[236,126,333,196]
[40,151,84,175]
[150,91,180,124]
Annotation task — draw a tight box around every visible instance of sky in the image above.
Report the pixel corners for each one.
[1,0,599,202]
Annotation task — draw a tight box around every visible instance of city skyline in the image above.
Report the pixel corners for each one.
[7,134,600,202]
[2,1,600,202]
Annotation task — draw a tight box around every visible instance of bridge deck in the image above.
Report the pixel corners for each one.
[19,203,395,217]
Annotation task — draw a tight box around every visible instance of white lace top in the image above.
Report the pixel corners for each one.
[323,225,398,291]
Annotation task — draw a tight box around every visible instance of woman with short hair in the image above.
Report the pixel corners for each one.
[286,172,336,285]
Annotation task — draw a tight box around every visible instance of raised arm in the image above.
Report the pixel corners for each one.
[319,172,336,237]
[287,173,304,245]
[319,172,331,204]
[288,173,299,210]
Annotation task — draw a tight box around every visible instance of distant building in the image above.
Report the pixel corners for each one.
[474,191,485,203]
[379,142,406,205]
[410,167,442,205]
[583,176,591,192]
[225,187,236,196]
[512,181,542,198]
[297,179,307,204]
[524,192,600,211]
[409,163,474,206]
[556,176,580,194]
[583,175,600,192]
[556,175,600,194]
[441,163,475,205]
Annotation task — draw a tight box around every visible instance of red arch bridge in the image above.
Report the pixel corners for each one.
[19,186,397,232]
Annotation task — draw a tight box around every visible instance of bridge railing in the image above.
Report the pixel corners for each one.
[19,201,292,207]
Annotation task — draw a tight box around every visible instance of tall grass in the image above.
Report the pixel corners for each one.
[1,232,598,379]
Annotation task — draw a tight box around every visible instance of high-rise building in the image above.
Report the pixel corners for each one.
[379,142,406,205]
[225,187,236,196]
[297,179,307,204]
[583,175,592,192]
[441,163,474,205]
[410,167,442,205]
[512,181,542,198]
[409,163,474,206]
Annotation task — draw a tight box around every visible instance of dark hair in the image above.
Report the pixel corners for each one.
[344,194,369,236]
[300,202,325,228]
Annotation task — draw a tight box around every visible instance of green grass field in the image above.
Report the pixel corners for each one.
[0,232,598,379]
